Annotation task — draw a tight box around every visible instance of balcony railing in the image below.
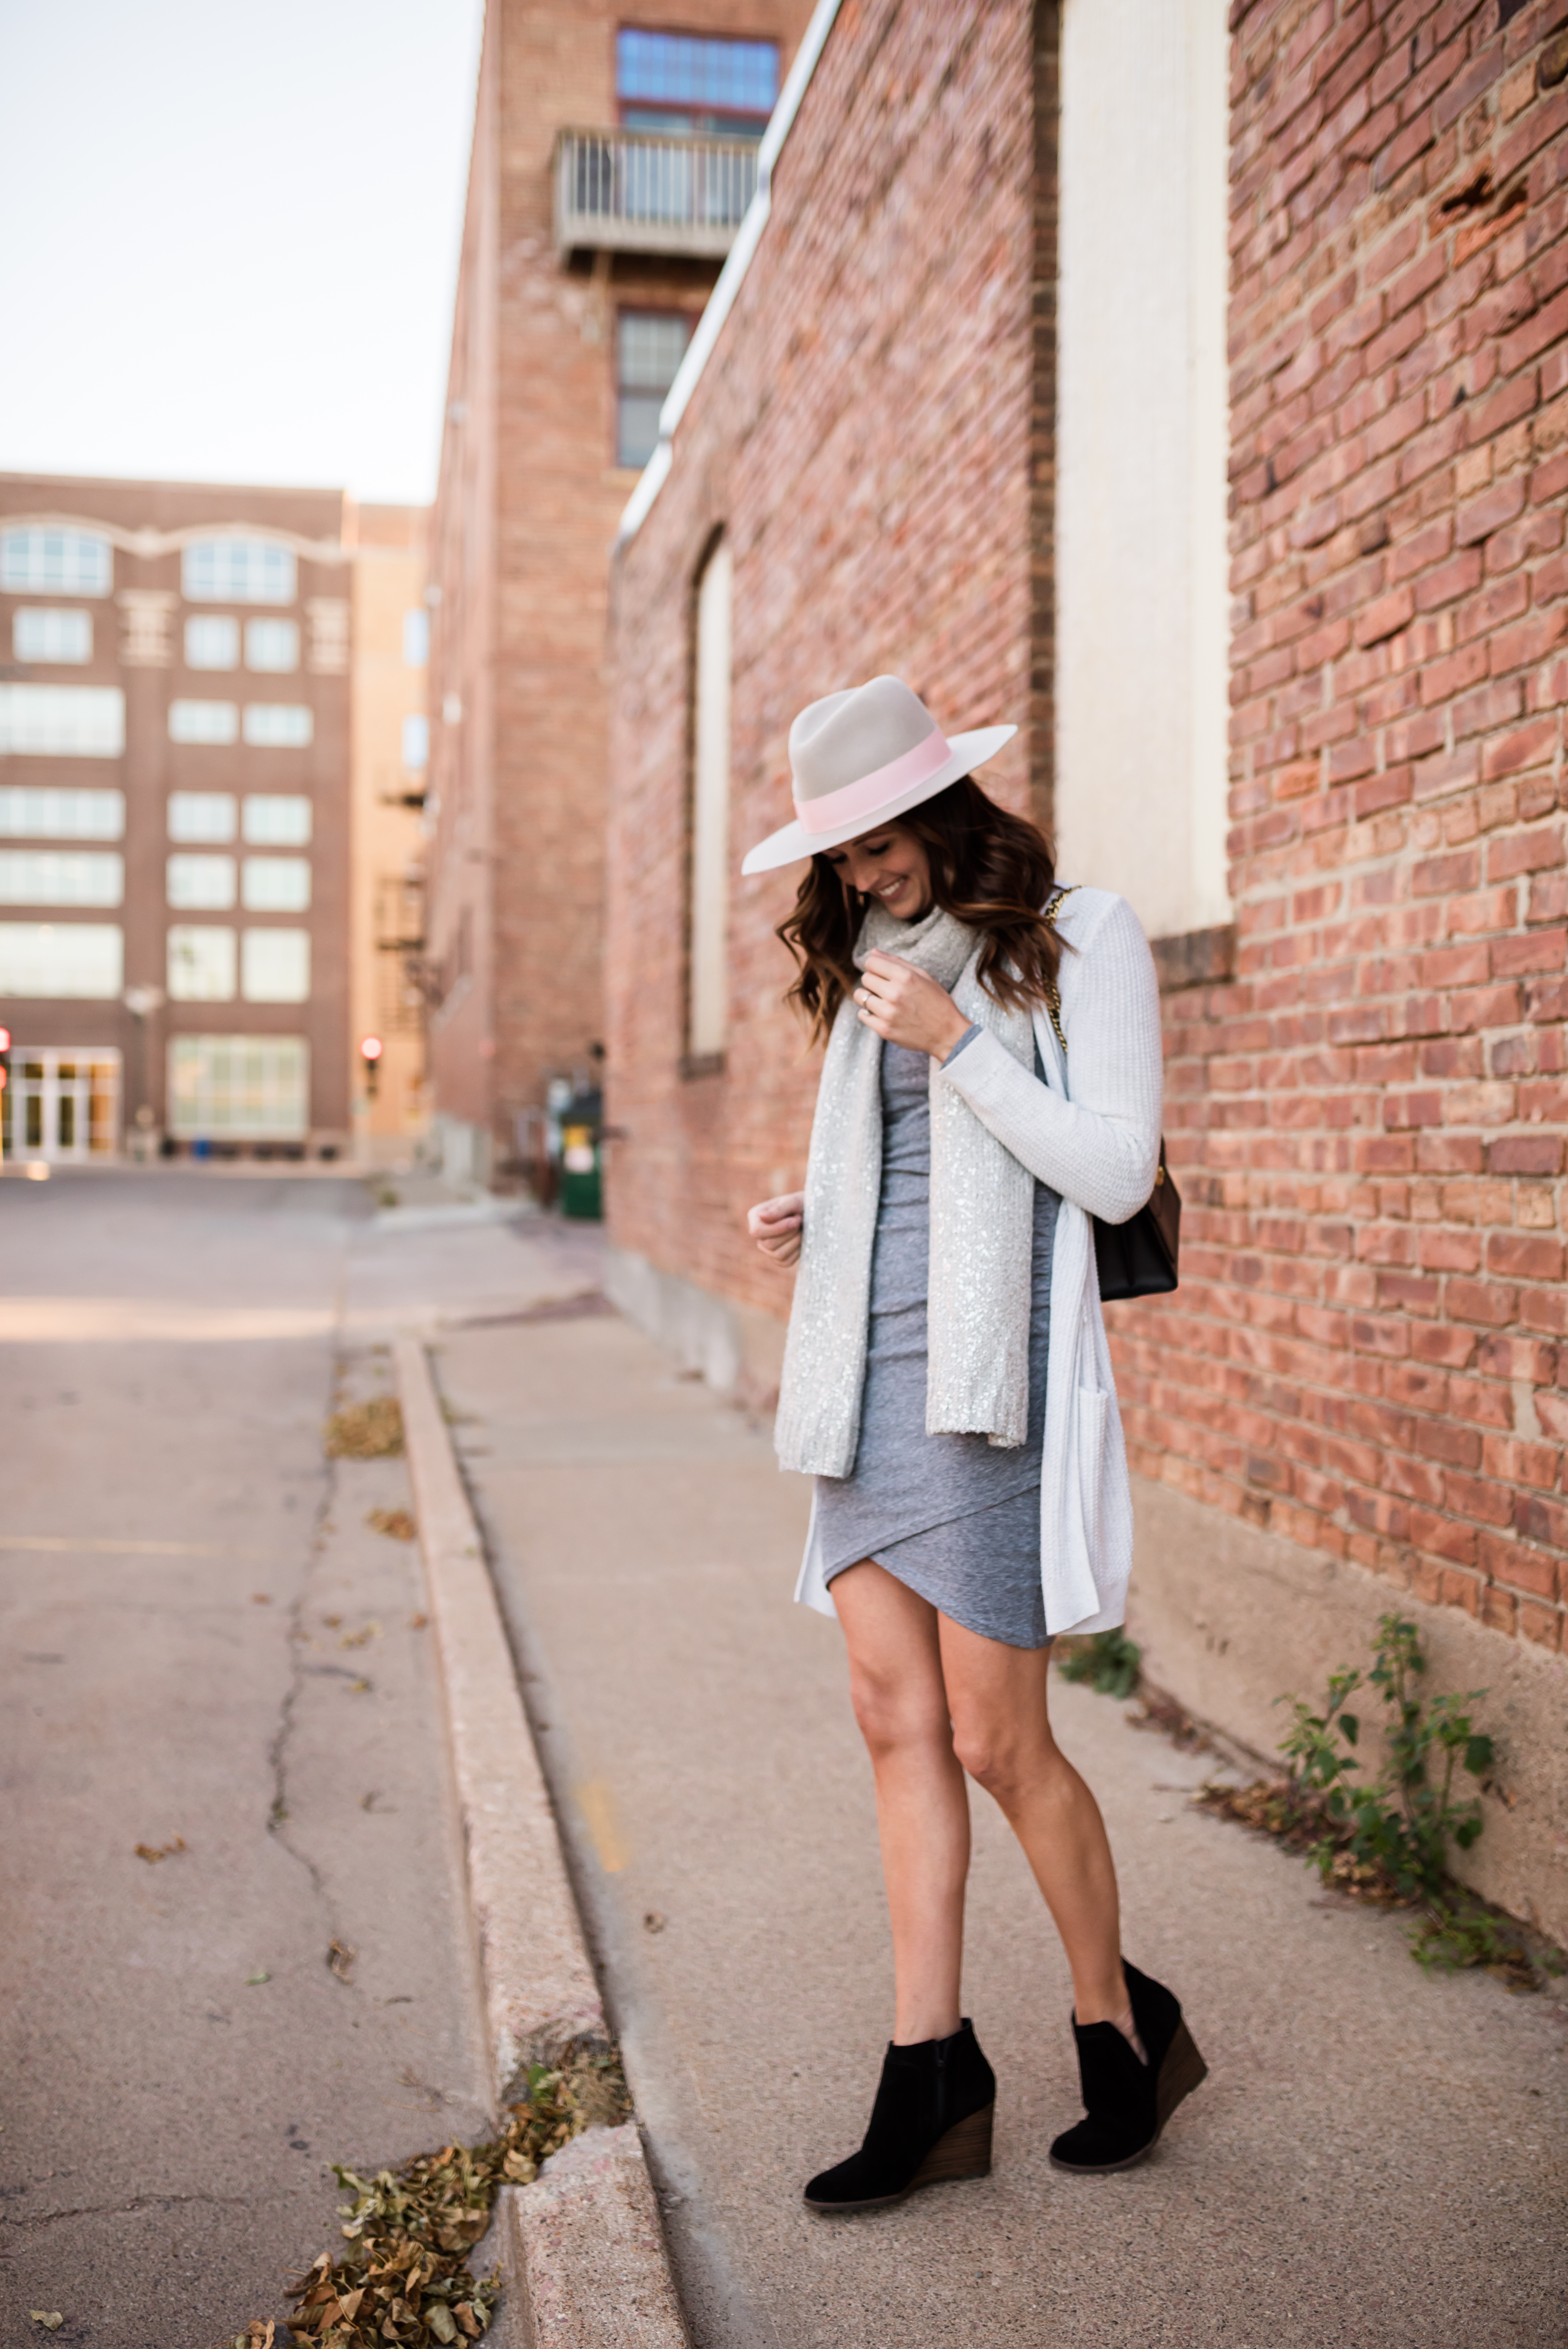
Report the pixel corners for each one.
[552,127,759,260]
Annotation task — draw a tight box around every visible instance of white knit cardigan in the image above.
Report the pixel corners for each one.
[793,884,1163,1637]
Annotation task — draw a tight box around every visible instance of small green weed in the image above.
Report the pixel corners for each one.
[1056,1627,1142,1700]
[1200,1614,1562,1984]
[1277,1614,1492,1904]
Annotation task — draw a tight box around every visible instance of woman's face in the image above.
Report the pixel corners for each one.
[824,824,932,922]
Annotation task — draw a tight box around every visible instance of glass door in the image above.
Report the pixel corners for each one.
[3,1047,121,1162]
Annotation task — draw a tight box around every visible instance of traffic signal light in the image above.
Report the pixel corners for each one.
[359,1034,383,1100]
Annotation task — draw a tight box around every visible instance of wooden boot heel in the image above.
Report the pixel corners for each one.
[911,2099,994,2187]
[1154,2019,1207,2135]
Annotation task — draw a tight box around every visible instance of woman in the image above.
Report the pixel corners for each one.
[741,674,1205,2211]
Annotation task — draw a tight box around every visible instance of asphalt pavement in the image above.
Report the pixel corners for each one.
[433,1288,1568,2349]
[6,1177,1566,2349]
[0,1169,596,2349]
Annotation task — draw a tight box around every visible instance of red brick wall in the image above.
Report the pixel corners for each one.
[606,0,1048,1314]
[427,0,814,1165]
[1112,0,1568,1654]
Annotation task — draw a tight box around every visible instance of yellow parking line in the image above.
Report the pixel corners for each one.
[575,1778,630,1874]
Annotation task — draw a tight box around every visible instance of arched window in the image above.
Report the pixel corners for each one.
[0,527,112,596]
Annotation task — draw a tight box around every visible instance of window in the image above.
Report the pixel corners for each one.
[14,608,92,664]
[616,29,778,135]
[242,794,311,846]
[0,921,123,997]
[0,527,113,596]
[185,616,239,670]
[245,618,299,672]
[0,851,123,907]
[169,699,239,746]
[182,538,296,604]
[242,703,313,748]
[168,792,237,844]
[687,538,732,1060]
[305,596,350,672]
[167,1034,308,1139]
[0,788,123,840]
[241,856,310,912]
[617,313,693,469]
[242,926,310,1002]
[167,925,237,1001]
[403,609,429,666]
[0,685,124,757]
[402,713,429,772]
[167,854,237,911]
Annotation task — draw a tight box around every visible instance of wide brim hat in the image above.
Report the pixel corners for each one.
[741,673,1016,875]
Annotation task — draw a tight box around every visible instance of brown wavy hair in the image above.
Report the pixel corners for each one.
[776,775,1067,1042]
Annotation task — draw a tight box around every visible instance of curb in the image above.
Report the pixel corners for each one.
[394,1336,689,2349]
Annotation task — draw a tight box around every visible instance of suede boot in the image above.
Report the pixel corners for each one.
[1048,1960,1207,2174]
[804,2019,996,2213]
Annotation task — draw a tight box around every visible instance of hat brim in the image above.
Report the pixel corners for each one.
[739,725,1018,876]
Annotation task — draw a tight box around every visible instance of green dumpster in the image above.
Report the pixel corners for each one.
[559,1090,602,1220]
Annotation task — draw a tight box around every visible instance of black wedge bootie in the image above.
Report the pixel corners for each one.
[1048,1960,1207,2174]
[804,2019,996,2213]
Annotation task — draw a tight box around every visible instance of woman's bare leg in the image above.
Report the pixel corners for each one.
[831,1561,970,2044]
[938,1615,1126,2026]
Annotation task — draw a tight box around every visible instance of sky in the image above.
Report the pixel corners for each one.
[0,0,486,506]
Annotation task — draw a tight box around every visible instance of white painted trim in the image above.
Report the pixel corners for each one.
[0,511,352,565]
[615,0,846,546]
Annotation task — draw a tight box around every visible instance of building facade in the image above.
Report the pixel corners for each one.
[605,0,1568,1940]
[0,473,353,1161]
[423,0,815,1186]
[346,502,431,1164]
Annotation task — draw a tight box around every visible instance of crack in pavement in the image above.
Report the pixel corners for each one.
[264,1343,365,1989]
[1,2191,262,2232]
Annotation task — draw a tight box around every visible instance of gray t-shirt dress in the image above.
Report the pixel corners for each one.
[813,1034,1060,1648]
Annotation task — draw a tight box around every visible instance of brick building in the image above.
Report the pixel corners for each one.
[423,0,815,1185]
[0,474,353,1159]
[346,502,431,1164]
[605,0,1568,1940]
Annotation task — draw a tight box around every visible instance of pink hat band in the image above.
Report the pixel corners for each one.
[795,727,953,836]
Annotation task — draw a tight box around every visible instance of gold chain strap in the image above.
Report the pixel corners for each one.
[1041,886,1077,1056]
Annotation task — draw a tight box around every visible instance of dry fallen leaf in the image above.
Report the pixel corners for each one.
[348,1678,372,1695]
[323,1395,404,1459]
[224,2053,630,2347]
[408,1613,428,1630]
[327,1939,356,1983]
[366,1507,417,1542]
[246,1970,271,1986]
[28,2315,64,2334]
[338,1621,380,1650]
[134,1836,187,1864]
[251,1592,272,1605]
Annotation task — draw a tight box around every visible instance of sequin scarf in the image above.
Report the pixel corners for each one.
[774,901,1037,1478]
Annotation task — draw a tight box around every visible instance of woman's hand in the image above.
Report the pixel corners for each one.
[747,1190,804,1269]
[854,953,972,1058]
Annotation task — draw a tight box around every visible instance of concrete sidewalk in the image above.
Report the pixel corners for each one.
[436,1298,1568,2349]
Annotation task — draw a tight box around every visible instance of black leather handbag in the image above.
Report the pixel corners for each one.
[1093,1143,1181,1300]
